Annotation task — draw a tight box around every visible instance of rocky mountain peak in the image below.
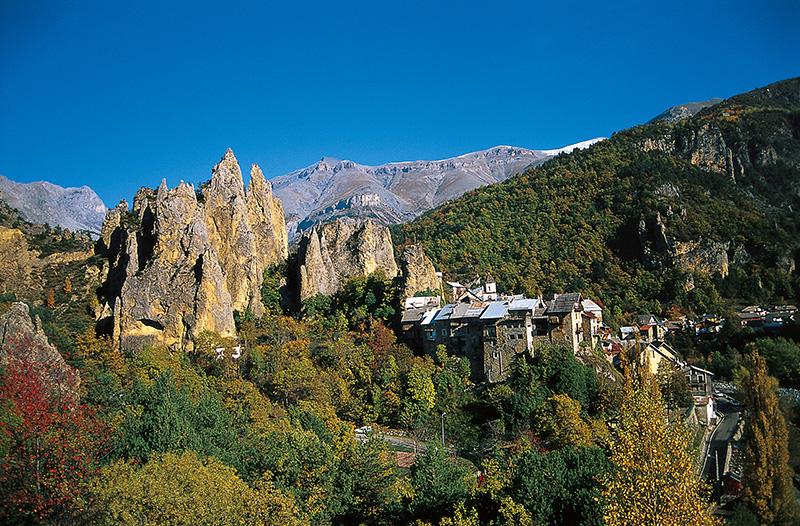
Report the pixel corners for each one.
[97,149,288,352]
[207,148,246,198]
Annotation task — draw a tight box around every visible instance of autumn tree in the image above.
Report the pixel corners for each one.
[46,288,55,308]
[401,358,437,445]
[542,393,593,448]
[88,451,301,526]
[601,353,719,526]
[63,276,72,294]
[0,359,109,524]
[741,350,800,525]
[656,359,692,411]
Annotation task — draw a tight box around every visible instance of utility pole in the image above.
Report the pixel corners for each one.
[441,412,446,447]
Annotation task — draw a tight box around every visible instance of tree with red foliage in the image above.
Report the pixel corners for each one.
[0,358,109,523]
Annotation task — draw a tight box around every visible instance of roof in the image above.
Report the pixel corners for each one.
[549,293,581,314]
[508,298,540,311]
[741,305,763,313]
[479,301,509,320]
[451,301,488,319]
[420,309,439,326]
[637,314,658,325]
[446,281,464,288]
[433,304,455,322]
[581,298,603,313]
[404,296,440,310]
[620,326,638,339]
[683,364,714,376]
[401,307,429,324]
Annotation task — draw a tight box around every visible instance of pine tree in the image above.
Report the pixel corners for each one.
[63,277,72,294]
[601,349,719,525]
[741,350,799,525]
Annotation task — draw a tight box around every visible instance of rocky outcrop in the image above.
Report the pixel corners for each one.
[674,240,730,278]
[0,302,80,405]
[648,98,722,123]
[203,151,288,317]
[0,227,36,294]
[400,244,440,298]
[296,219,398,301]
[98,149,288,351]
[640,123,746,181]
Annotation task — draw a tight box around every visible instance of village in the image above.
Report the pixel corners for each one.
[401,276,716,411]
[399,275,799,498]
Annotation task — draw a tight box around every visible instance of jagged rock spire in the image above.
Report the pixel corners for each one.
[97,148,289,352]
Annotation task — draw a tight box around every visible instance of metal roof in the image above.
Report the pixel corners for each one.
[420,309,439,326]
[432,304,455,322]
[508,298,539,311]
[479,301,509,320]
[401,307,429,324]
[451,301,488,319]
[581,298,602,313]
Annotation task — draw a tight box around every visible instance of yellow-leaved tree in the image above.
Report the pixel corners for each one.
[87,451,302,526]
[741,350,799,525]
[601,351,719,526]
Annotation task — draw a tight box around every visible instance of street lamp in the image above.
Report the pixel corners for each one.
[441,412,446,447]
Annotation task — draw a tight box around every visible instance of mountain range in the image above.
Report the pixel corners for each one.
[0,98,723,238]
[0,175,107,234]
[271,139,605,239]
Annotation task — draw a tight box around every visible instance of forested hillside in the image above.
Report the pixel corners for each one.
[396,78,800,322]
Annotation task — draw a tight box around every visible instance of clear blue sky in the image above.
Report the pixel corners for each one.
[1,0,798,205]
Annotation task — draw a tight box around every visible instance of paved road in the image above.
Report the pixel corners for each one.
[702,399,741,483]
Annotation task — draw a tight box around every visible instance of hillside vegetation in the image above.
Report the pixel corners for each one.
[396,78,800,322]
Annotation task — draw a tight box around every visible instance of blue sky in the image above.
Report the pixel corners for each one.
[1,0,798,205]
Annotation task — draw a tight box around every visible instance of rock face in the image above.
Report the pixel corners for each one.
[400,244,440,298]
[638,79,800,183]
[202,151,288,316]
[0,175,107,234]
[0,302,80,405]
[674,240,730,278]
[0,227,36,294]
[296,219,398,301]
[272,140,605,239]
[98,149,288,351]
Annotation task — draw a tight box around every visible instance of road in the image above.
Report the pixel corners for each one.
[702,399,741,484]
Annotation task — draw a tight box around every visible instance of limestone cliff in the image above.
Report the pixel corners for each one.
[0,227,36,295]
[673,240,730,278]
[296,219,398,301]
[98,149,288,351]
[0,302,80,405]
[400,244,441,298]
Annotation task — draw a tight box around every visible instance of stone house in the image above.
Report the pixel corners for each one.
[400,296,441,344]
[404,279,603,383]
[546,293,585,354]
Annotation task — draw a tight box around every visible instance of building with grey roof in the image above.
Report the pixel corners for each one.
[402,279,602,383]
